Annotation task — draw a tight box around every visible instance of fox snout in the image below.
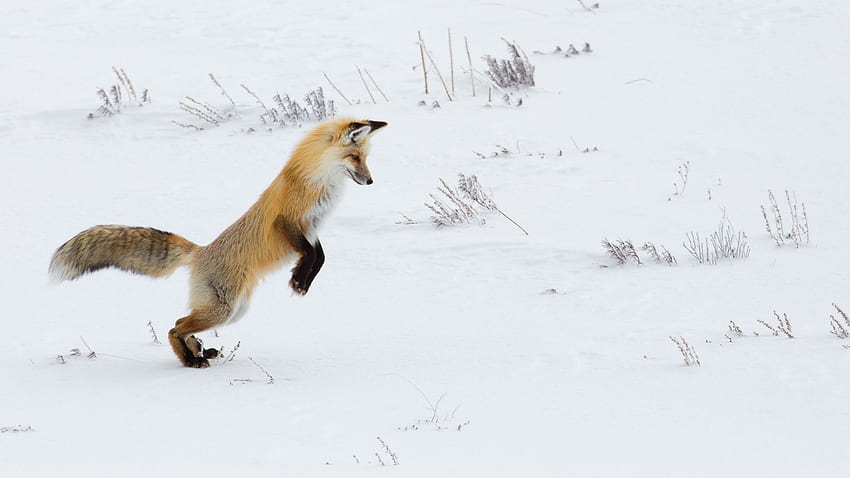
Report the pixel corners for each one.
[348,169,373,185]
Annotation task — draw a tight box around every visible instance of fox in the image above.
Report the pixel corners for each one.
[49,117,387,368]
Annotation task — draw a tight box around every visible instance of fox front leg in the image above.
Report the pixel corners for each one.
[290,239,325,295]
[277,218,321,295]
[302,239,325,291]
[289,240,316,295]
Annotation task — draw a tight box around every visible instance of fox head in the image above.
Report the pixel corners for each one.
[289,117,388,189]
[334,119,387,185]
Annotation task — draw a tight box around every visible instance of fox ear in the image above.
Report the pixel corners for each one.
[347,123,371,144]
[367,120,388,132]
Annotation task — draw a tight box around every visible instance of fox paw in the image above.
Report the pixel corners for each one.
[289,278,308,296]
[202,348,220,360]
[184,355,210,368]
[180,354,210,368]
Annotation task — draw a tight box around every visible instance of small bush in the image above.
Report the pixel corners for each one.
[483,39,535,88]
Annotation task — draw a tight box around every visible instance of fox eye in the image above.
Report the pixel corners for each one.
[350,155,361,163]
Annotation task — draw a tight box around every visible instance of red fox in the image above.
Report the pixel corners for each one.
[50,118,387,368]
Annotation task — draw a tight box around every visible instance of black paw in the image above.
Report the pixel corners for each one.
[182,354,210,368]
[289,277,308,296]
[202,348,220,360]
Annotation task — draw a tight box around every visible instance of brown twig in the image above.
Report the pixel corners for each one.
[419,35,453,101]
[356,66,376,104]
[249,357,275,384]
[448,28,455,95]
[465,36,476,97]
[209,73,235,106]
[418,30,429,94]
[240,84,273,123]
[322,73,352,106]
[363,68,389,102]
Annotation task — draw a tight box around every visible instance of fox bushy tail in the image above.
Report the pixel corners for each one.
[49,225,198,282]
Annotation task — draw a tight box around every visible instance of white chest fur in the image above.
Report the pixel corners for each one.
[304,175,347,243]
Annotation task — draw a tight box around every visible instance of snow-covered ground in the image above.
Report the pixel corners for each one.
[3,0,850,476]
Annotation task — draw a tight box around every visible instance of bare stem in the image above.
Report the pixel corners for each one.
[356,66,376,104]
[496,207,528,235]
[322,73,352,106]
[465,36,476,97]
[240,84,272,122]
[209,73,235,106]
[420,36,452,101]
[248,357,275,384]
[418,30,429,94]
[363,68,389,102]
[448,28,455,95]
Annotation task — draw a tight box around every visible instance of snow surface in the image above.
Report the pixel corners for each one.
[3,0,850,476]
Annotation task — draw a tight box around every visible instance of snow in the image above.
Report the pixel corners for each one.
[3,0,850,476]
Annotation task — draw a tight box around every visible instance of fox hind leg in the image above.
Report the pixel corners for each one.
[168,309,227,368]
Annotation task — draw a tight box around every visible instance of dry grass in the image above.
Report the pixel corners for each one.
[483,38,535,89]
[602,239,676,266]
[683,214,749,264]
[830,303,850,339]
[89,67,150,118]
[668,161,690,200]
[758,311,794,338]
[426,174,527,234]
[670,336,700,366]
[761,189,810,247]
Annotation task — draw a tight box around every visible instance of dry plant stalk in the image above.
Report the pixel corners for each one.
[90,67,149,118]
[577,0,594,11]
[356,66,376,104]
[465,36,476,96]
[172,121,204,131]
[208,73,235,106]
[670,161,690,198]
[785,190,808,247]
[728,320,743,335]
[80,336,97,359]
[768,190,785,243]
[322,73,352,106]
[448,28,455,95]
[223,340,241,362]
[113,67,137,103]
[427,176,493,226]
[240,84,273,123]
[377,436,400,466]
[249,357,275,384]
[426,174,527,234]
[620,240,642,265]
[179,96,226,126]
[757,319,779,336]
[363,68,389,102]
[762,189,810,247]
[0,425,33,433]
[683,215,750,264]
[418,30,429,94]
[602,239,627,265]
[604,239,676,266]
[419,33,453,101]
[641,241,677,265]
[670,336,700,366]
[759,311,794,338]
[830,303,850,339]
[147,321,161,344]
[760,205,778,246]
